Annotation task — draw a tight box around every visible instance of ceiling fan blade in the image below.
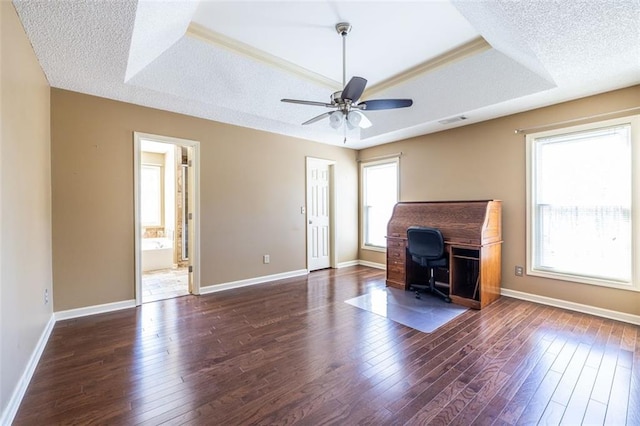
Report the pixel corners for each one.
[302,112,332,125]
[341,76,367,102]
[358,99,413,110]
[281,99,332,107]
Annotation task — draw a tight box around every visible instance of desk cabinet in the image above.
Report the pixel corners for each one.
[385,200,502,310]
[449,244,501,309]
[386,237,406,288]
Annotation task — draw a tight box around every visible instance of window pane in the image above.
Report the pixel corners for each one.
[363,161,398,247]
[533,124,631,282]
[141,165,162,226]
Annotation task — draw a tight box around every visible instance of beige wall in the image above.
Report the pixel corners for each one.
[51,89,358,311]
[359,85,640,316]
[0,2,53,417]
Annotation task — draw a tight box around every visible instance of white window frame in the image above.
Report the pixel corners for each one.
[526,115,640,292]
[361,157,399,252]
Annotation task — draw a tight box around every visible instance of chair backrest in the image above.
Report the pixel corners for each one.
[407,226,445,260]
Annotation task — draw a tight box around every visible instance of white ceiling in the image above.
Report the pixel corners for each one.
[13,0,640,150]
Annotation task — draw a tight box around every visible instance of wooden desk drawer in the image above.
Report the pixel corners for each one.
[387,258,405,267]
[387,260,404,273]
[386,238,405,249]
[387,268,404,282]
[387,247,405,260]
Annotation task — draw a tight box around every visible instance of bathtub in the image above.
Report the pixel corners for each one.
[141,238,174,272]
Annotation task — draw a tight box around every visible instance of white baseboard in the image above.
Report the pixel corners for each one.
[338,260,385,270]
[337,260,359,268]
[358,260,386,270]
[1,313,56,426]
[501,288,640,326]
[200,269,309,294]
[55,299,136,321]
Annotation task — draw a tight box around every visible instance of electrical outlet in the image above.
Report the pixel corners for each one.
[263,254,270,264]
[515,265,524,277]
[44,289,49,304]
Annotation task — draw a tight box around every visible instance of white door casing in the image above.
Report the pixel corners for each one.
[134,132,201,305]
[186,145,196,294]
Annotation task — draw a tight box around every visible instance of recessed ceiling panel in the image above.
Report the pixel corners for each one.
[191,1,480,85]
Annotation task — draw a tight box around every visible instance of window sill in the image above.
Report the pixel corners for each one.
[361,245,386,253]
[527,268,639,292]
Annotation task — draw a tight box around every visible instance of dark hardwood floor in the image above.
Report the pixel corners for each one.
[14,266,639,425]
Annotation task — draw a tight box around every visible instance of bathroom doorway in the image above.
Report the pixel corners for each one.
[133,132,200,305]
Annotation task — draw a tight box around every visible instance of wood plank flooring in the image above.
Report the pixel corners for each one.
[14,266,640,425]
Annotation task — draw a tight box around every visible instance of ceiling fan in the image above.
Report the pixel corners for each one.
[281,22,413,134]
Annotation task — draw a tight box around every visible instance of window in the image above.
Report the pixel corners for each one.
[361,158,399,250]
[141,164,163,226]
[526,115,639,290]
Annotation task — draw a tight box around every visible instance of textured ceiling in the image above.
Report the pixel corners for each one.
[13,0,640,149]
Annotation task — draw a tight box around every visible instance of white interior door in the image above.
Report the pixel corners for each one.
[307,158,333,271]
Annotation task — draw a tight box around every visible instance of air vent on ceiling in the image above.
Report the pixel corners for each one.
[438,115,467,125]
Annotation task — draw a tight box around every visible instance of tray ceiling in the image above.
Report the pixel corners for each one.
[13,0,640,149]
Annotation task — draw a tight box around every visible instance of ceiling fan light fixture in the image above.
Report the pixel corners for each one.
[351,111,372,129]
[329,111,344,129]
[346,111,361,129]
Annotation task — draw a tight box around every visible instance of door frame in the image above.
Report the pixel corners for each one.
[134,132,201,305]
[305,157,337,270]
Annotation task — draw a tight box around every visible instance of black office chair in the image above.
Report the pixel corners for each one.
[407,226,451,303]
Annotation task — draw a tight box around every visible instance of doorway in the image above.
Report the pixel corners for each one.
[134,132,200,305]
[306,157,337,271]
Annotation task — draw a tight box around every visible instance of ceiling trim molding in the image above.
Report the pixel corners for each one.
[364,37,492,98]
[186,23,491,99]
[186,22,341,91]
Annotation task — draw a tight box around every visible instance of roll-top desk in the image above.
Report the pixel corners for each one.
[386,200,502,309]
